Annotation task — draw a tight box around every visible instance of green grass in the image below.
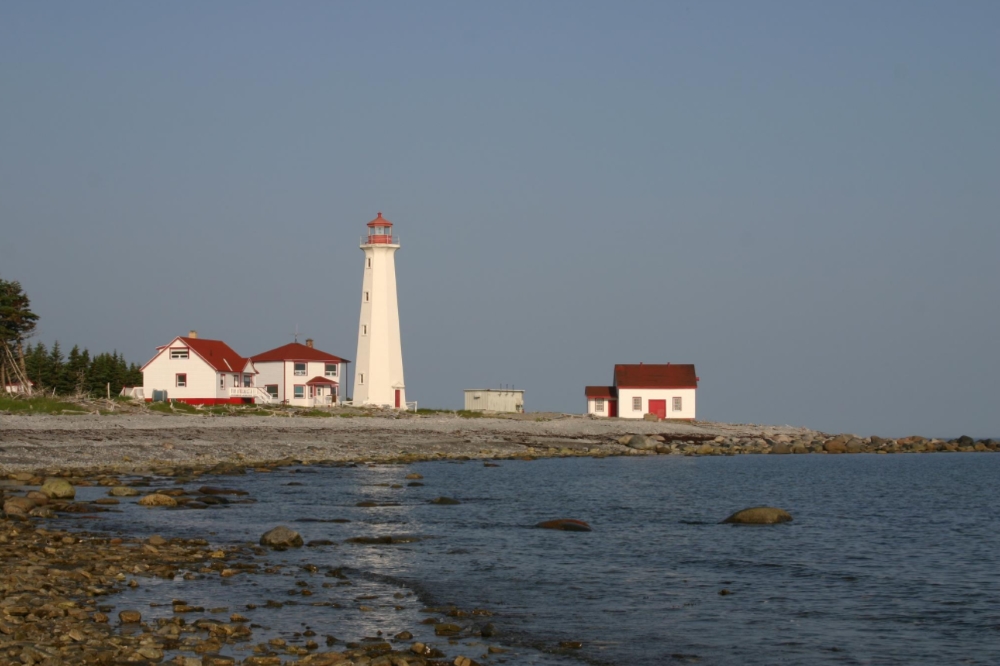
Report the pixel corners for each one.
[300,409,335,418]
[456,409,485,419]
[0,394,87,414]
[416,408,455,415]
[147,401,199,414]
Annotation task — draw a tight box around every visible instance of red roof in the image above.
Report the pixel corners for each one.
[138,337,253,374]
[305,376,338,386]
[585,386,616,398]
[614,364,698,388]
[367,211,393,228]
[250,342,349,364]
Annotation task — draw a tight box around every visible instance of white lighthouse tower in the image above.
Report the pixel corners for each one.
[353,212,406,408]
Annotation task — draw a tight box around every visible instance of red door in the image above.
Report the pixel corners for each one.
[609,399,618,417]
[649,399,666,420]
[394,389,401,408]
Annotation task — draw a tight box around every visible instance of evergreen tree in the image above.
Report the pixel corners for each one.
[0,277,39,389]
[63,345,88,395]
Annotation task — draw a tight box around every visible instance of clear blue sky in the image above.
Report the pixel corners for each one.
[2,2,997,437]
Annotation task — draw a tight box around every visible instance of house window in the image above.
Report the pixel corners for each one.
[359,373,364,385]
[294,362,307,376]
[293,385,304,399]
[265,385,278,398]
[175,374,187,388]
[243,375,252,388]
[220,375,225,389]
[595,398,604,412]
[364,291,369,302]
[361,325,368,335]
[170,349,189,360]
[233,374,239,387]
[325,363,338,377]
[632,396,642,411]
[673,396,682,412]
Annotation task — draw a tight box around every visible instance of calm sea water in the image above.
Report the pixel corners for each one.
[68,453,1000,665]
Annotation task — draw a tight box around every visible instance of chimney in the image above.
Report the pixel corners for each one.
[305,338,314,349]
[189,330,198,339]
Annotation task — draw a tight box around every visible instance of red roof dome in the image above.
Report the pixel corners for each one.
[367,212,393,228]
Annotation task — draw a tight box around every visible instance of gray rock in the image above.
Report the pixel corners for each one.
[260,526,304,549]
[623,434,657,450]
[721,507,793,525]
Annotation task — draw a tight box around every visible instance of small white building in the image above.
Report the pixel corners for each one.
[4,380,33,394]
[249,339,349,407]
[586,363,698,420]
[140,332,263,405]
[463,388,525,413]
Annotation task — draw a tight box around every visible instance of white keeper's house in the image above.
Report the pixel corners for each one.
[586,363,699,420]
[140,331,263,405]
[249,339,349,407]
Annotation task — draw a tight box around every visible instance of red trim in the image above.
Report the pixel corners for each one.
[366,212,393,227]
[616,385,698,390]
[143,398,247,405]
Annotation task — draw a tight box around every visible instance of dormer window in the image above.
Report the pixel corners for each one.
[170,349,189,360]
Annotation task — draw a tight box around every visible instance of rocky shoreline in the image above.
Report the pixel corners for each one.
[0,464,541,666]
[0,412,994,476]
[1,412,996,665]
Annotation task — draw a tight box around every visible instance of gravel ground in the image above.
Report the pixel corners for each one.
[0,412,822,473]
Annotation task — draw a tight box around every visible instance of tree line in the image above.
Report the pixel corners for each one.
[21,341,142,396]
[1,276,142,397]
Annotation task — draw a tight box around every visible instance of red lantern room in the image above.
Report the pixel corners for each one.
[365,212,397,245]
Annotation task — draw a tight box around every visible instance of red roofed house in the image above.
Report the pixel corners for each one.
[249,339,350,407]
[586,363,698,420]
[140,331,263,405]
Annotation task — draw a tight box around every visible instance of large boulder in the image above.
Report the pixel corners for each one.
[260,526,303,549]
[138,493,178,507]
[845,439,865,453]
[536,519,592,532]
[4,497,36,517]
[721,507,793,525]
[770,442,791,454]
[429,497,461,505]
[823,440,847,454]
[40,478,75,500]
[622,434,656,451]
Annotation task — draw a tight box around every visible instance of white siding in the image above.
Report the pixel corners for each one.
[464,390,524,413]
[355,243,406,407]
[587,397,613,417]
[255,361,285,402]
[615,388,697,420]
[255,359,344,406]
[142,346,218,402]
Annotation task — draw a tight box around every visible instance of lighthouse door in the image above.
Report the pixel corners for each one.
[394,390,401,408]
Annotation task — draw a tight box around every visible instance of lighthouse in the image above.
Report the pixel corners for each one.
[353,212,407,408]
